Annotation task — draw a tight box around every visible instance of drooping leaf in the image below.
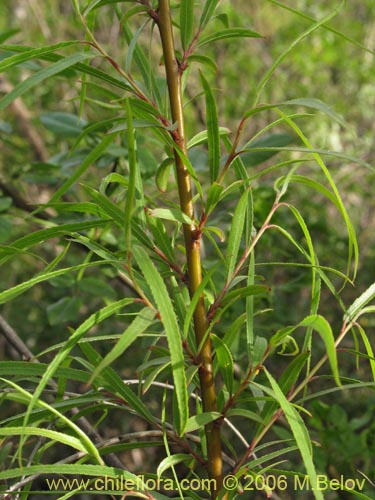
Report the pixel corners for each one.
[132,246,188,435]
[156,158,174,192]
[0,427,88,454]
[148,207,194,226]
[199,0,220,29]
[260,371,324,500]
[241,133,295,167]
[344,283,375,322]
[200,72,220,182]
[157,454,193,478]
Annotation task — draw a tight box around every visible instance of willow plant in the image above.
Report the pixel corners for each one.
[0,1,374,500]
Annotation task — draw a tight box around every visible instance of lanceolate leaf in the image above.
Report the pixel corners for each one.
[270,314,340,386]
[199,0,220,29]
[344,283,375,322]
[157,454,192,478]
[0,41,81,72]
[0,427,88,454]
[185,411,221,433]
[0,44,133,92]
[226,189,249,281]
[0,52,95,110]
[212,334,234,394]
[180,0,195,50]
[132,246,188,435]
[198,28,263,47]
[200,72,220,182]
[260,371,324,500]
[148,207,194,225]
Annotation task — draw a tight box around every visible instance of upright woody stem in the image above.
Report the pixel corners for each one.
[156,1,223,497]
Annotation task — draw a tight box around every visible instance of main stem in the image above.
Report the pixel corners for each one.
[156,1,223,497]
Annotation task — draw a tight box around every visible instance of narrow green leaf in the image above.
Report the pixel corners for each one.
[261,370,324,500]
[157,454,192,478]
[0,427,87,454]
[261,353,309,425]
[198,28,263,47]
[183,265,218,338]
[270,315,340,386]
[90,308,155,382]
[242,133,294,166]
[0,361,91,384]
[199,0,219,29]
[0,220,109,263]
[148,207,194,226]
[0,463,142,484]
[3,379,102,463]
[185,411,221,433]
[356,325,375,383]
[254,4,342,105]
[227,408,264,425]
[282,98,346,128]
[121,23,162,107]
[187,54,218,72]
[82,185,124,226]
[155,158,174,193]
[124,98,137,251]
[205,182,224,215]
[180,0,195,50]
[200,71,220,182]
[344,283,375,322]
[0,52,95,110]
[274,109,359,278]
[133,246,188,435]
[212,334,234,394]
[0,44,133,92]
[226,189,249,280]
[221,285,270,308]
[187,127,230,149]
[0,41,81,72]
[0,261,106,305]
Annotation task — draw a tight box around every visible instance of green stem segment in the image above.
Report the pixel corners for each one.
[156,1,223,496]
